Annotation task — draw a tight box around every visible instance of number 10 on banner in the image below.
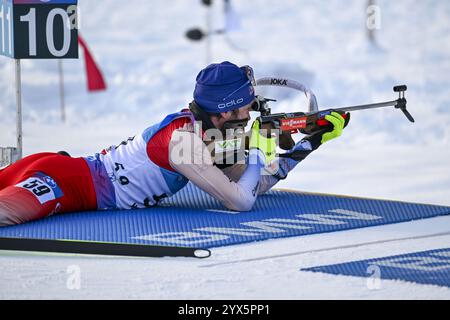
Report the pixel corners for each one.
[0,0,78,59]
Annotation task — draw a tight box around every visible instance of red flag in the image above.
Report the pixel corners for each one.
[78,35,107,92]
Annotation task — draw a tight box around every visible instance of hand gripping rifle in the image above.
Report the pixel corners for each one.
[252,79,414,150]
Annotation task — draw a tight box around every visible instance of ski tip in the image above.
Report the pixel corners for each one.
[194,249,212,259]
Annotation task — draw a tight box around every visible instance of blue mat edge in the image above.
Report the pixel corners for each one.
[0,187,449,249]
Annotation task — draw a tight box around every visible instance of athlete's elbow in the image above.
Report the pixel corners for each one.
[223,198,255,212]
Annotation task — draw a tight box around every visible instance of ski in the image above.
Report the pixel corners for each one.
[0,237,211,259]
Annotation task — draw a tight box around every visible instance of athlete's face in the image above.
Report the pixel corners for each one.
[229,103,252,123]
[212,101,253,131]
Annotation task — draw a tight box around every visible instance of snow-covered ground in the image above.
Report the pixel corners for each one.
[1,216,450,299]
[0,0,450,299]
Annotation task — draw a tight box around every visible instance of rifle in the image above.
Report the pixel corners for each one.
[253,85,414,137]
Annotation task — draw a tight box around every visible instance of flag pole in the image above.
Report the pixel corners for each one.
[204,0,212,65]
[58,59,66,122]
[205,7,211,64]
[14,59,23,160]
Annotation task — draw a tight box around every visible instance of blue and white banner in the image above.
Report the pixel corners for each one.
[302,248,450,288]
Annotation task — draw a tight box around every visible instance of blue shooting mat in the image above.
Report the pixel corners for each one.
[302,248,450,288]
[0,183,449,248]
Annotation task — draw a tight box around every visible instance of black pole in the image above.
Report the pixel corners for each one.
[0,237,211,259]
[329,85,414,123]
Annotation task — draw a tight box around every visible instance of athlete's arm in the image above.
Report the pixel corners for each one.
[257,140,313,194]
[218,140,314,195]
[258,112,349,194]
[169,129,264,212]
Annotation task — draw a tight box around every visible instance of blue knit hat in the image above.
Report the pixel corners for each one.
[194,61,255,113]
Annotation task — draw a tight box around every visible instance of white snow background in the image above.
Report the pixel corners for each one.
[0,0,449,299]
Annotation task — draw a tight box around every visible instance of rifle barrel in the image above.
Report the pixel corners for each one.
[332,99,399,113]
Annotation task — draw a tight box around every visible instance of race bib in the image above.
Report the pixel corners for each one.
[16,172,64,204]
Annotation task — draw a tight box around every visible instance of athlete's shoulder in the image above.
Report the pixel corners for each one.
[145,111,194,172]
[166,116,193,132]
